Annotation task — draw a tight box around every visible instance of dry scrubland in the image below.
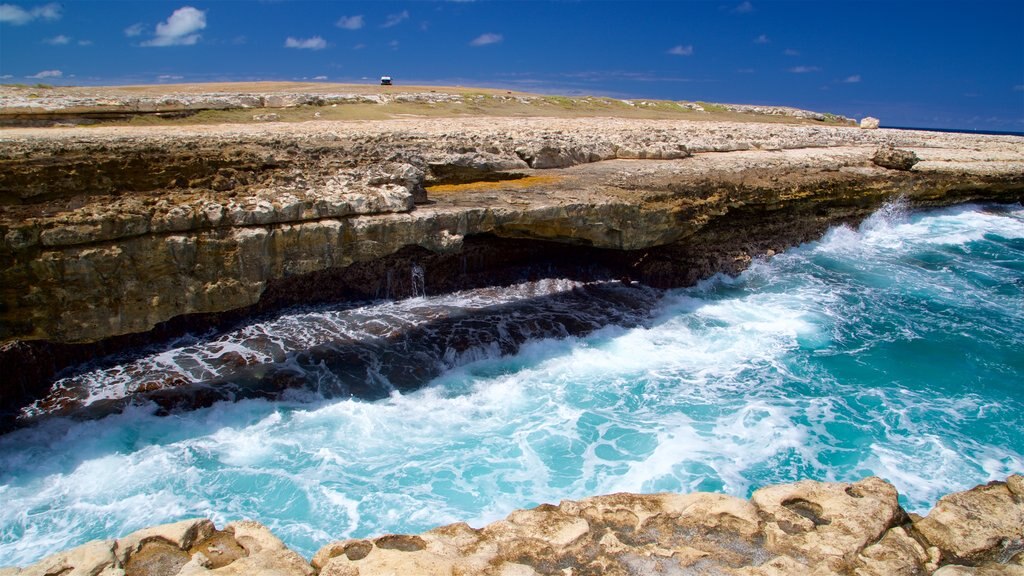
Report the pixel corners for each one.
[0,81,854,126]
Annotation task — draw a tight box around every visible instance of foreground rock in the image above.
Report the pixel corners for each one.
[0,519,313,576]
[3,476,1022,575]
[1,116,1022,427]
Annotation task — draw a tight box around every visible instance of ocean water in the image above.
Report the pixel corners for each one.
[1,202,1022,566]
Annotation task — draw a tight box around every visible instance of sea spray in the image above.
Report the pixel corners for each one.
[1,202,1022,567]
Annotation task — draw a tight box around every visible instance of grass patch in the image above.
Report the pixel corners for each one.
[696,101,729,113]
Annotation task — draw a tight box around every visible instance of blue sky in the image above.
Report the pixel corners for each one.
[1,0,1022,131]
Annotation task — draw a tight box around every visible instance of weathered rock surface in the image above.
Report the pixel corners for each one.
[861,116,881,129]
[1,519,313,576]
[0,116,1022,426]
[873,144,921,170]
[2,118,1020,346]
[4,476,1022,575]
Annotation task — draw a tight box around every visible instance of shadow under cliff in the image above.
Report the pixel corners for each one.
[2,235,664,433]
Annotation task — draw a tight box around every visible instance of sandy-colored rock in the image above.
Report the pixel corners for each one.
[752,476,904,562]
[3,519,312,576]
[8,477,1024,575]
[860,116,880,129]
[873,144,920,170]
[115,518,216,566]
[14,539,117,576]
[914,474,1024,565]
[310,478,928,576]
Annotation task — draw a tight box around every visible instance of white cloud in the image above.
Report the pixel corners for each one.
[754,34,769,44]
[353,43,366,50]
[1,74,13,79]
[27,69,61,79]
[389,39,399,49]
[789,66,820,73]
[783,48,799,56]
[43,34,69,45]
[336,15,363,30]
[382,10,408,28]
[78,39,92,46]
[313,75,327,80]
[668,44,694,56]
[157,74,184,81]
[843,74,861,83]
[1014,85,1024,92]
[0,2,60,25]
[470,32,502,46]
[142,6,207,47]
[285,36,326,50]
[732,1,754,14]
[124,22,144,37]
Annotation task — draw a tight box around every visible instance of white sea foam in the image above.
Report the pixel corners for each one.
[1,203,1023,566]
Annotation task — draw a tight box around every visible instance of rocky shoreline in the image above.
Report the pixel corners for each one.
[1,114,1023,430]
[2,475,1021,575]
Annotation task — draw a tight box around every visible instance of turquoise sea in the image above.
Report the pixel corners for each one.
[1,201,1022,566]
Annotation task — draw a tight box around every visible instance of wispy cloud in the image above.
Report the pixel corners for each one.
[285,36,326,50]
[43,34,69,45]
[336,15,364,30]
[313,75,328,80]
[754,34,769,44]
[382,10,409,28]
[470,32,502,46]
[27,69,61,79]
[668,44,694,56]
[124,23,145,37]
[0,2,60,25]
[843,74,861,83]
[783,48,799,56]
[142,6,207,47]
[1014,85,1024,92]
[732,1,754,14]
[789,66,820,73]
[78,39,92,46]
[157,74,184,81]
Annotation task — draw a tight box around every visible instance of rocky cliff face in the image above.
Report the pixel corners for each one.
[1,117,1022,425]
[3,475,1022,575]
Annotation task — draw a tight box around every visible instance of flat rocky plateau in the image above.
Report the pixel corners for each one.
[0,104,1022,427]
[3,475,1022,575]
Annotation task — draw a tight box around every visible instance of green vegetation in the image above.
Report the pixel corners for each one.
[696,101,729,113]
[542,95,577,109]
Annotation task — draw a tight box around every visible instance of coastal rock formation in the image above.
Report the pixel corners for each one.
[3,476,1022,575]
[873,144,920,170]
[1,115,1022,426]
[2,118,1020,346]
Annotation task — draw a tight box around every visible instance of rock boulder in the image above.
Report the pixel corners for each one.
[860,116,880,129]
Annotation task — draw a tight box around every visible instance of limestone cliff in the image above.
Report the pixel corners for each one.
[1,116,1022,426]
[3,476,1022,575]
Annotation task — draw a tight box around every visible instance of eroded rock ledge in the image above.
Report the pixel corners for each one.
[1,118,1022,426]
[3,475,1022,575]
